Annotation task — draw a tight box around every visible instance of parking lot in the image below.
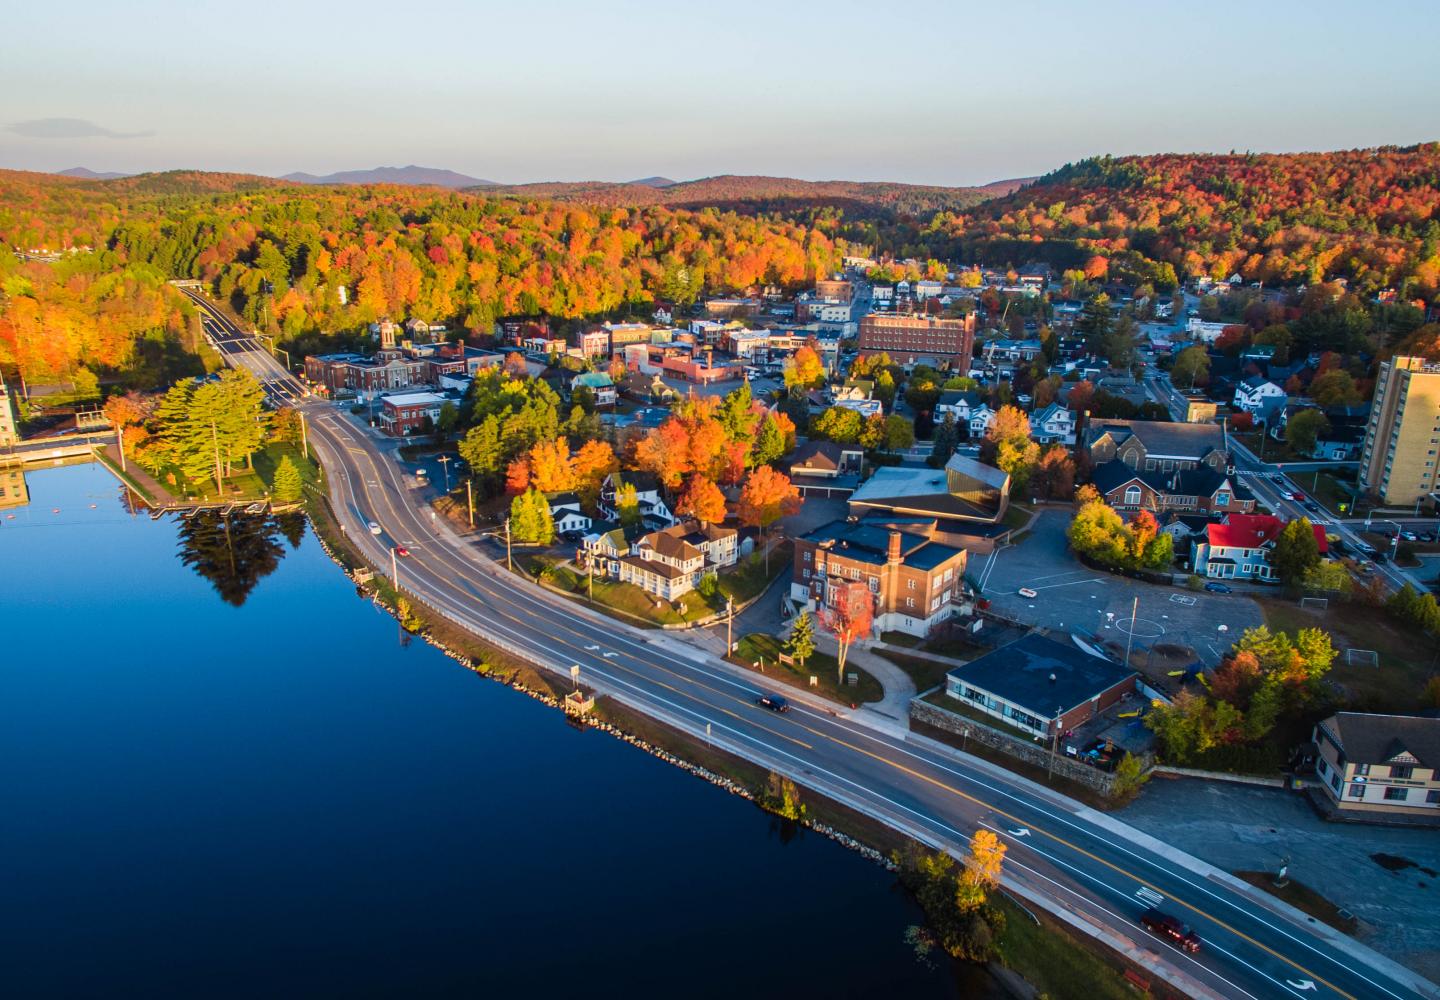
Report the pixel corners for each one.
[977,509,1264,666]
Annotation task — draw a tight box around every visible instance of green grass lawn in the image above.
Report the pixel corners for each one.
[873,650,955,693]
[717,543,792,605]
[1259,597,1435,711]
[993,897,1174,1000]
[1306,470,1361,516]
[144,441,317,503]
[732,633,883,705]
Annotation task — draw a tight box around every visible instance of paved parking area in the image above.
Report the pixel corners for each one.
[1118,778,1440,979]
[976,509,1264,665]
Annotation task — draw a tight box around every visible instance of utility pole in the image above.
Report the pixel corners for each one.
[505,517,513,572]
[117,424,126,473]
[726,597,735,655]
[466,478,474,529]
[437,455,452,492]
[587,555,594,602]
[299,410,309,460]
[1123,595,1139,670]
[391,545,399,587]
[1048,705,1062,780]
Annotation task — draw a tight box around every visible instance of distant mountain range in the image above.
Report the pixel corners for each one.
[57,166,133,180]
[41,164,1035,213]
[480,174,1036,214]
[280,165,497,188]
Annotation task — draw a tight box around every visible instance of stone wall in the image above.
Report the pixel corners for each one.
[910,698,1120,795]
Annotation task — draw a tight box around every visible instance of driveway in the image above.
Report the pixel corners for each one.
[1118,777,1440,980]
[976,509,1264,665]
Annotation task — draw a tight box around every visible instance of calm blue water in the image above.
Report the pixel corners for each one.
[0,464,961,998]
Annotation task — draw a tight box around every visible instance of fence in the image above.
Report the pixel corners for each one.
[910,698,1125,795]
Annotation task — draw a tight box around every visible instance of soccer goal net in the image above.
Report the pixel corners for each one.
[1345,648,1379,668]
[1299,596,1329,611]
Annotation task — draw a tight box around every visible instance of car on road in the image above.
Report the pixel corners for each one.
[368,521,382,535]
[1302,501,1321,514]
[1140,908,1202,953]
[1017,587,1038,598]
[395,546,410,557]
[1292,491,1306,501]
[756,693,790,713]
[1203,582,1232,594]
[1280,490,1295,500]
[1402,531,1418,541]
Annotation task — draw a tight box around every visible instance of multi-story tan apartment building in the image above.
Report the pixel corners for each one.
[791,521,967,638]
[1358,355,1440,505]
[857,313,975,369]
[0,375,17,448]
[1313,712,1439,819]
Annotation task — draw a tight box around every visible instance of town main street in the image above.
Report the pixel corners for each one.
[186,291,1436,1000]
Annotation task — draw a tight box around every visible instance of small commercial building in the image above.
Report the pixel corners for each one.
[379,392,446,436]
[1313,712,1440,820]
[945,634,1139,738]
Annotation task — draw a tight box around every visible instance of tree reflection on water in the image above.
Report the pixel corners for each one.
[176,510,304,606]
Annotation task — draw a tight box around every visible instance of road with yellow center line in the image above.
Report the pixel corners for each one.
[190,292,1434,1000]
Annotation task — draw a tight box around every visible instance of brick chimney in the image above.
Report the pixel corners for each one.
[887,530,902,564]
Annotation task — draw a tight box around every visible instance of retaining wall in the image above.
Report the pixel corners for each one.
[910,698,1120,795]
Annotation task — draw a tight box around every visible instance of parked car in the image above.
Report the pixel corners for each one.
[1018,587,1038,598]
[1140,908,1202,953]
[1402,531,1418,541]
[756,693,790,713]
[1204,582,1232,594]
[1280,490,1295,500]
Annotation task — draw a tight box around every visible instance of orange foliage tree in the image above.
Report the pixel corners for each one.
[677,476,727,524]
[821,579,874,686]
[737,465,801,571]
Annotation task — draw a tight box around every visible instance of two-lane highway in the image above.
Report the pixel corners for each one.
[183,291,1436,1000]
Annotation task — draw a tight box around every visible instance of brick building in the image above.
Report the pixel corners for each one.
[944,634,1138,738]
[791,520,967,638]
[857,313,976,369]
[379,392,446,436]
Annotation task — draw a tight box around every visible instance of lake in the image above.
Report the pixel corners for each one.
[0,463,965,998]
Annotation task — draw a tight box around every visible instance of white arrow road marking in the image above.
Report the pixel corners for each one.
[584,644,600,651]
[602,651,618,658]
[1007,827,1031,837]
[1285,981,1316,992]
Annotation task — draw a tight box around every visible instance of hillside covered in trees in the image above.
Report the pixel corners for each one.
[912,145,1440,297]
[0,170,848,384]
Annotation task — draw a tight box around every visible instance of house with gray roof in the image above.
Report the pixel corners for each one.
[1313,712,1440,821]
[1085,419,1229,474]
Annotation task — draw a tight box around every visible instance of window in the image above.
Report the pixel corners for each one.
[1348,783,1365,798]
[906,598,915,609]
[1124,486,1142,506]
[907,579,917,590]
[1384,787,1409,801]
[803,551,811,562]
[1390,765,1413,780]
[1355,763,1370,776]
[1215,491,1230,506]
[802,569,810,580]
[1427,790,1440,804]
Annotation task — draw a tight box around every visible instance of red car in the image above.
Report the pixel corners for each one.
[1140,908,1201,953]
[395,546,411,558]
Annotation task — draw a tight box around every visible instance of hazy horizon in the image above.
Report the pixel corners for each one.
[5,0,1439,187]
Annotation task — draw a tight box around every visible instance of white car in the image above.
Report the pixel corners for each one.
[1280,491,1295,501]
[1018,587,1038,599]
[368,521,382,535]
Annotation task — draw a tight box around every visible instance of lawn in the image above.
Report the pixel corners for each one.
[144,441,317,503]
[1234,872,1357,934]
[1258,597,1435,711]
[1305,470,1362,517]
[716,543,792,605]
[873,650,956,693]
[993,897,1182,1000]
[731,633,883,705]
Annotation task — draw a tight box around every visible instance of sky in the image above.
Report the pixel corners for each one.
[4,0,1439,187]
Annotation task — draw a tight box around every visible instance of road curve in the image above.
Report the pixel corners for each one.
[183,291,1437,1000]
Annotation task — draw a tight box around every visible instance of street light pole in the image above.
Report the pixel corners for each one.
[391,545,399,588]
[1048,705,1062,780]
[726,597,735,655]
[299,410,309,461]
[1123,595,1139,669]
[466,478,474,528]
[437,455,452,492]
[505,517,513,573]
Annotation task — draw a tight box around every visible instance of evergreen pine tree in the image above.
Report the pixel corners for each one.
[787,610,816,667]
[271,455,304,502]
[930,413,959,465]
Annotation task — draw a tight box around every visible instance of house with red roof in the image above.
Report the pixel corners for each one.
[1193,513,1328,581]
